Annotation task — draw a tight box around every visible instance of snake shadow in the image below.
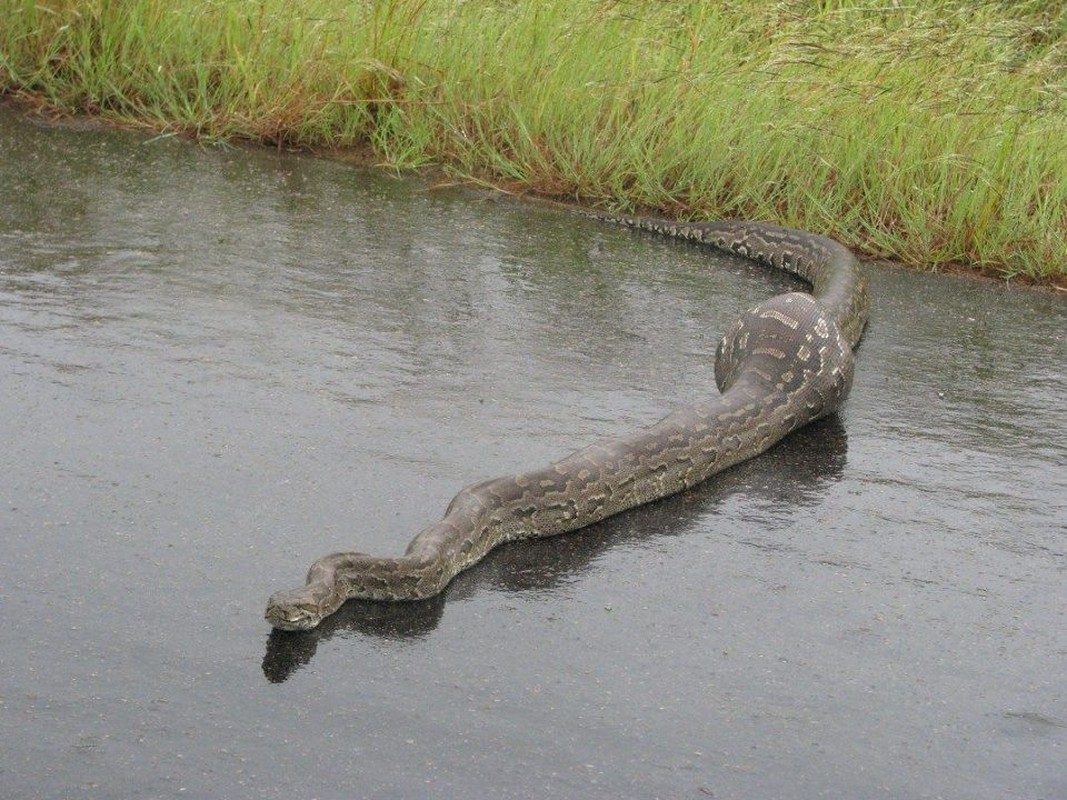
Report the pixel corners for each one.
[262,414,850,683]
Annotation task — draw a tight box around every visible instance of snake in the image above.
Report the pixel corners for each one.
[265,215,870,631]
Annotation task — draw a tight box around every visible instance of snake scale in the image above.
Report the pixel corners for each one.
[266,215,870,630]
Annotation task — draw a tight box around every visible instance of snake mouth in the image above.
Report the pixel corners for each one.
[265,607,319,631]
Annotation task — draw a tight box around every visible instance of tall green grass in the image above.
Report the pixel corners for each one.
[1,0,1064,282]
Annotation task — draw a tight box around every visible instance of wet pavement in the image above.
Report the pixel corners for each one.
[1,108,1064,800]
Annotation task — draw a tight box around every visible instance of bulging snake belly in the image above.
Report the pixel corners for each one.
[266,216,870,630]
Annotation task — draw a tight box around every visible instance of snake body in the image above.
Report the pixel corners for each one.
[266,217,870,631]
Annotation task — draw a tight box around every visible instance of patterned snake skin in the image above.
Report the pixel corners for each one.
[265,215,870,630]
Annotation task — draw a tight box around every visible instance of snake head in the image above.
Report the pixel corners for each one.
[265,588,326,631]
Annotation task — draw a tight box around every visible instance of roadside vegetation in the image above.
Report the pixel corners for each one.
[1,0,1063,283]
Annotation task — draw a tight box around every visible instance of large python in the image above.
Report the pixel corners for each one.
[266,216,870,630]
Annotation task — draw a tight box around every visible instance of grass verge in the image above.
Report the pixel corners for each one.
[1,0,1064,284]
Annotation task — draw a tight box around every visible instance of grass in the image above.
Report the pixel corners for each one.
[1,0,1064,283]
